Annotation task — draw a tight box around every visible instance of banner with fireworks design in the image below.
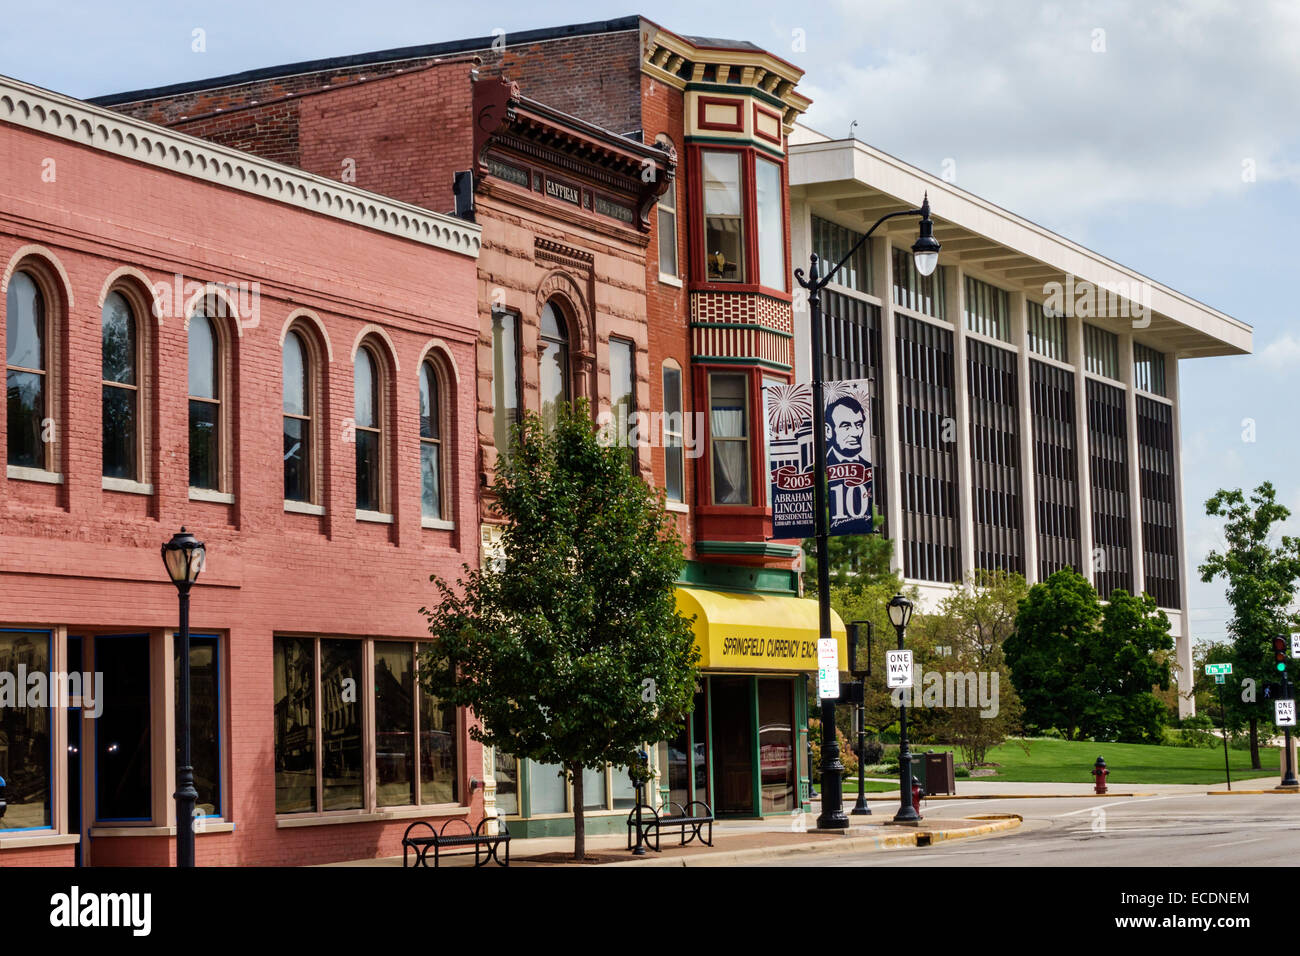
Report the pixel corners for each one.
[763,379,873,539]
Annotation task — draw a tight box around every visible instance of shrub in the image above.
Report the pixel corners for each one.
[1040,728,1065,739]
[809,718,859,779]
[955,766,971,778]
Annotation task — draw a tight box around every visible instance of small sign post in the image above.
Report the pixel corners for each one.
[817,638,840,700]
[886,649,914,690]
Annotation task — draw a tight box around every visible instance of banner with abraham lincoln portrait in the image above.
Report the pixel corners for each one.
[762,379,873,539]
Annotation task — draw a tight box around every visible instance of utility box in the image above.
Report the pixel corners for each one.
[923,751,956,795]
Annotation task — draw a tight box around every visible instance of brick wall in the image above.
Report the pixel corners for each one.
[0,113,483,866]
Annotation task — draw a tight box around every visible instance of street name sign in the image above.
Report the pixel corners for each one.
[886,649,914,689]
[1292,635,1300,658]
[1204,663,1233,676]
[1215,675,1225,684]
[1276,699,1297,727]
[817,638,840,700]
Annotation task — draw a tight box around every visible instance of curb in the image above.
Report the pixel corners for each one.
[599,814,1022,867]
[847,792,1157,800]
[1206,788,1300,795]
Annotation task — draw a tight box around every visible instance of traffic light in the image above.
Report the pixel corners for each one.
[1274,636,1289,672]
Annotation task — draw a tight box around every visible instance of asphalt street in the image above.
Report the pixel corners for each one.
[766,792,1300,866]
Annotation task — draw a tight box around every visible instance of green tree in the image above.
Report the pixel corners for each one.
[1085,589,1174,742]
[1004,568,1101,739]
[801,517,893,597]
[912,571,1027,766]
[1006,570,1175,742]
[1198,482,1300,769]
[419,401,700,859]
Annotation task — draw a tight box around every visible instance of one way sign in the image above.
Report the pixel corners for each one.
[886,649,914,689]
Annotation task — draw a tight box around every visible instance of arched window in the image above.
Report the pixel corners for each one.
[419,362,443,521]
[188,312,220,490]
[101,291,139,481]
[6,271,47,469]
[283,330,311,503]
[540,299,570,431]
[354,345,383,513]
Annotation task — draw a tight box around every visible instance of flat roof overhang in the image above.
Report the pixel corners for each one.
[789,135,1251,359]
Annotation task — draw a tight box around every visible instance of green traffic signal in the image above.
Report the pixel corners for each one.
[1280,662,1288,672]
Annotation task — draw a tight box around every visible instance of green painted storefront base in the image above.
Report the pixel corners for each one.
[504,811,627,839]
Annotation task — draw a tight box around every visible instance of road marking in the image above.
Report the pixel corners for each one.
[1054,795,1177,818]
[1206,836,1270,849]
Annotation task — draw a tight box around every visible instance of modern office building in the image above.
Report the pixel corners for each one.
[787,125,1252,714]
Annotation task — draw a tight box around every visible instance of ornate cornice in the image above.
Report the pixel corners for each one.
[0,73,481,258]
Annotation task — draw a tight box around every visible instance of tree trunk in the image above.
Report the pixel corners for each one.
[1249,718,1261,770]
[571,769,585,861]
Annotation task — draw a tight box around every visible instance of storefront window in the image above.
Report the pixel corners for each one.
[0,631,50,830]
[581,766,607,810]
[711,677,754,815]
[419,673,457,805]
[494,751,519,816]
[758,679,796,814]
[375,642,414,807]
[756,157,786,291]
[95,634,151,822]
[273,637,316,814]
[320,640,364,810]
[703,151,744,283]
[709,373,750,505]
[532,761,567,814]
[173,634,221,817]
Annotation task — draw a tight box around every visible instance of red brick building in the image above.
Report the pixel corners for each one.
[0,72,483,865]
[92,15,832,838]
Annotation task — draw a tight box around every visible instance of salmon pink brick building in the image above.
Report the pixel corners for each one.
[0,73,483,865]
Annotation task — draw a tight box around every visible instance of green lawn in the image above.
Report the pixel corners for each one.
[833,778,898,793]
[848,738,1281,786]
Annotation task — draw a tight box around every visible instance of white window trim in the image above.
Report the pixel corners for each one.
[421,516,455,530]
[285,499,325,516]
[657,272,683,288]
[665,501,690,514]
[356,509,394,524]
[8,465,63,484]
[189,487,234,504]
[103,476,153,495]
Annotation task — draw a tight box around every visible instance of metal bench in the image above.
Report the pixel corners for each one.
[402,817,511,868]
[626,800,713,852]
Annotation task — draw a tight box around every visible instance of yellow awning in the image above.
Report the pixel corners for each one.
[675,586,847,673]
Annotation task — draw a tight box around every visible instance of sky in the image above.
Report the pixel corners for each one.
[4,0,1296,643]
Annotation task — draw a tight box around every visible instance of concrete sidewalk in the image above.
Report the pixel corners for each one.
[319,810,1021,867]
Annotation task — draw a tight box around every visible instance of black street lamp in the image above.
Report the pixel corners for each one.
[162,527,205,868]
[887,593,920,823]
[796,196,939,831]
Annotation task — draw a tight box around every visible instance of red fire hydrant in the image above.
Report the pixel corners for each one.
[912,780,925,813]
[1092,756,1109,794]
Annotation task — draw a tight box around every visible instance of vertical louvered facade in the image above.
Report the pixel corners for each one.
[1137,395,1179,608]
[820,289,886,517]
[896,314,961,583]
[967,339,1023,574]
[1086,377,1133,597]
[1029,360,1081,580]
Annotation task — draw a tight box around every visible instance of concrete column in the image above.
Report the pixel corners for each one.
[1070,316,1095,584]
[949,267,975,582]
[1119,332,1145,597]
[1011,291,1038,584]
[872,236,905,576]
[1168,354,1194,717]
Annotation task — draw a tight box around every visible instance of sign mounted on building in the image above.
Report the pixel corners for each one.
[763,380,874,539]
[886,650,914,689]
